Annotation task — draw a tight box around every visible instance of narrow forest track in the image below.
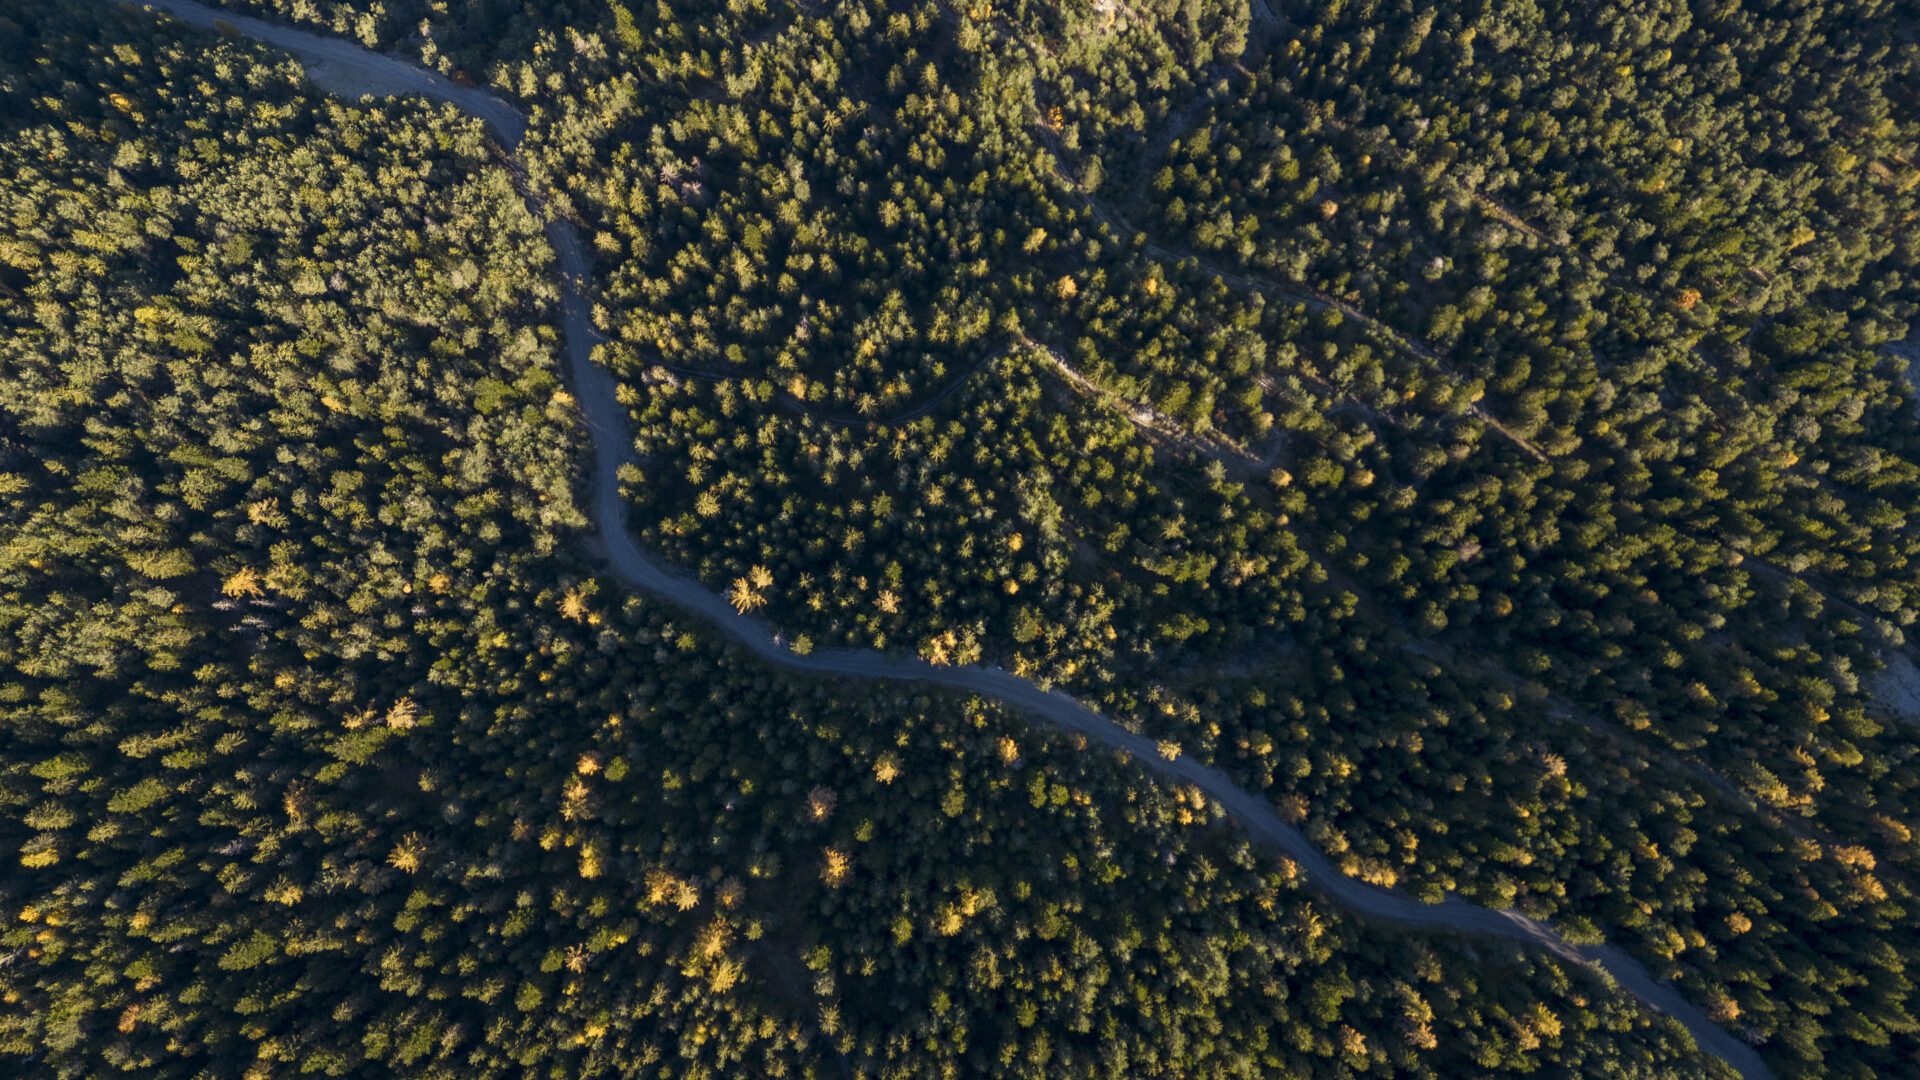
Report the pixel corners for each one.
[1018,0,1555,467]
[1018,335,1280,470]
[114,3,1769,1076]
[1037,0,1920,835]
[1053,143,1557,462]
[647,336,1278,472]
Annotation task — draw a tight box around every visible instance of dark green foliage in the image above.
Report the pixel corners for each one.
[6,0,1920,1076]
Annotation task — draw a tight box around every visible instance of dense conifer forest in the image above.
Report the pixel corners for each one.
[4,0,1919,1076]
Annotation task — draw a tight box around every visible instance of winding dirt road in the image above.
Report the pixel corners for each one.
[120,3,1768,1076]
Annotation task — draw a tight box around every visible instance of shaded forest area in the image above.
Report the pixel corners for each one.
[0,3,1734,1077]
[6,0,1920,1076]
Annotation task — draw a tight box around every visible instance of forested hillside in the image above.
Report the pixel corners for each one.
[5,0,1919,1076]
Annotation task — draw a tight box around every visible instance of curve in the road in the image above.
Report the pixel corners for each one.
[118,3,1768,1076]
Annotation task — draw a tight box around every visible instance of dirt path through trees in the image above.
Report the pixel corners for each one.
[115,3,1769,1075]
